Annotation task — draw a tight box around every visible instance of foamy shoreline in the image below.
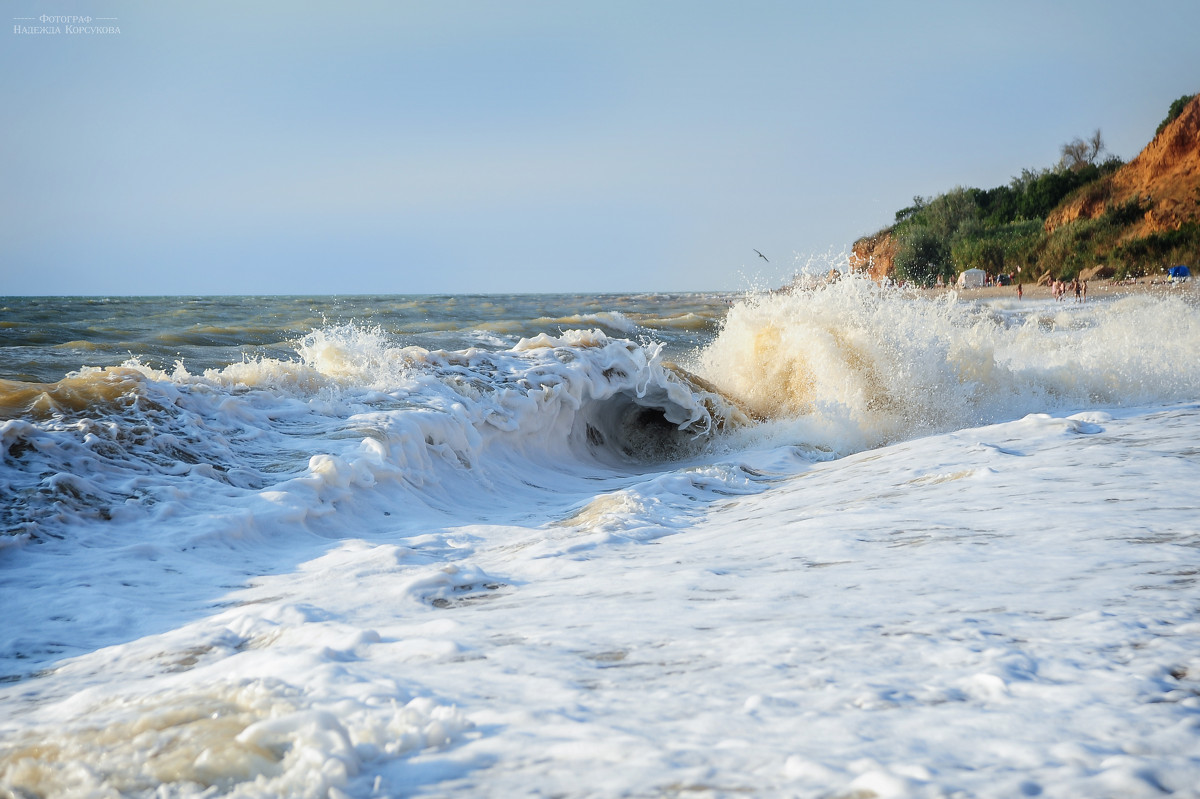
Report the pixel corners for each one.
[3,287,1200,798]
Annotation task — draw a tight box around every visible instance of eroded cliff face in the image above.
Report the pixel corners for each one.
[1046,94,1200,237]
[849,230,898,281]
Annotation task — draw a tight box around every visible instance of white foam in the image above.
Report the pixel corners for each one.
[695,279,1200,453]
[3,290,1200,797]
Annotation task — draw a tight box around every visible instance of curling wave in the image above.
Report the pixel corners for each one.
[1,326,749,542]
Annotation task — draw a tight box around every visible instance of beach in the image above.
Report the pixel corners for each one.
[928,277,1196,302]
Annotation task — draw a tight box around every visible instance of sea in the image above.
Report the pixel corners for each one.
[2,281,1199,798]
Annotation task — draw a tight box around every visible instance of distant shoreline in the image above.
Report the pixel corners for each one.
[922,278,1196,302]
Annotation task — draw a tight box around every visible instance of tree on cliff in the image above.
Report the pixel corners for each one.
[1059,129,1105,171]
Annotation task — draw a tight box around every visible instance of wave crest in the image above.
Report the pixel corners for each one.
[1,326,750,541]
[696,279,1200,452]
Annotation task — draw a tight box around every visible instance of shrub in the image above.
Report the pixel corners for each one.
[1112,223,1200,276]
[1156,94,1196,137]
[894,226,950,286]
[1102,196,1149,227]
[951,220,1043,278]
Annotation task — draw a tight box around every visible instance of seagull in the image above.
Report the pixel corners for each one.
[753,249,769,262]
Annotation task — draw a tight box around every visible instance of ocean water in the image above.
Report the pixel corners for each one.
[2,282,1199,798]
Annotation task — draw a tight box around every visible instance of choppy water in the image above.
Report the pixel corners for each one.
[2,283,1200,798]
[0,293,727,384]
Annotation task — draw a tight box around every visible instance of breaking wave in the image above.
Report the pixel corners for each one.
[3,282,1198,544]
[695,278,1200,452]
[0,326,746,542]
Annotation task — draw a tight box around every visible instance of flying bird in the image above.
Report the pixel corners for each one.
[753,249,769,262]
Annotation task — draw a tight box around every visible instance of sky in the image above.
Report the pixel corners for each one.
[2,1,1199,296]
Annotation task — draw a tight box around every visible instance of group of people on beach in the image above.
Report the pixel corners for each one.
[1050,278,1086,303]
[1013,278,1087,302]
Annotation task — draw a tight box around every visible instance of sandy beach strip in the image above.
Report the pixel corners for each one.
[925,278,1196,302]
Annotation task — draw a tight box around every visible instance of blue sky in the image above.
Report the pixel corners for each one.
[3,1,1198,295]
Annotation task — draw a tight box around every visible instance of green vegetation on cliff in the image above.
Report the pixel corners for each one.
[861,96,1200,285]
[1156,94,1194,137]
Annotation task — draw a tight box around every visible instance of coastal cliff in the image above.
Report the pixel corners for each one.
[848,230,897,281]
[1045,94,1200,238]
[851,92,1199,284]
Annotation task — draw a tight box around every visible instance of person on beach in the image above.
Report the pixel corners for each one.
[1017,282,1023,300]
[1074,279,1082,303]
[1082,281,1087,302]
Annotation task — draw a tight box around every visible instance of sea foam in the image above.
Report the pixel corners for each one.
[696,278,1200,453]
[3,289,1199,798]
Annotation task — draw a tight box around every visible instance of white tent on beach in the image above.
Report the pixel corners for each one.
[957,268,986,288]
